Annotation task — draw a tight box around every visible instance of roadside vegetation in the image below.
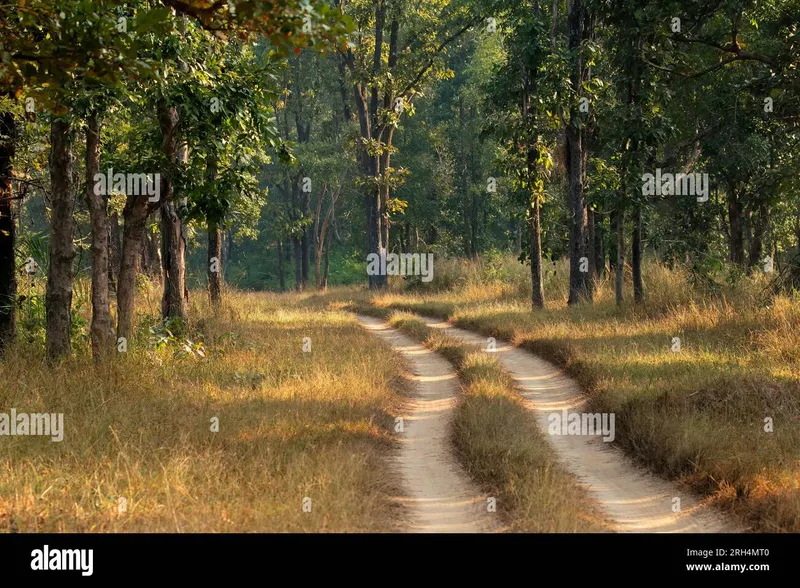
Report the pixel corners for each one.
[361,256,800,533]
[0,289,406,532]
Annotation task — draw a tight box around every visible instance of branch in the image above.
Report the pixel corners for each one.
[398,17,480,98]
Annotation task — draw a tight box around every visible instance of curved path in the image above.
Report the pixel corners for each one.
[416,314,741,533]
[357,315,500,533]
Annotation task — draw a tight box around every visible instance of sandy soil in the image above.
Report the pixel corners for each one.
[357,315,500,533]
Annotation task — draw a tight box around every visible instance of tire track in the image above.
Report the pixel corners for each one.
[415,314,741,533]
[356,315,499,533]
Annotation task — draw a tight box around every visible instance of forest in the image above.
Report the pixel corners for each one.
[1,0,799,545]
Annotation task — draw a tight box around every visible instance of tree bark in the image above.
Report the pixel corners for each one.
[160,200,187,320]
[529,198,545,309]
[566,0,589,305]
[117,194,149,342]
[293,236,302,290]
[85,113,114,360]
[615,208,625,305]
[206,153,221,306]
[46,118,76,361]
[158,100,187,321]
[748,200,768,271]
[594,211,604,277]
[301,195,310,287]
[108,210,121,292]
[277,240,286,292]
[632,202,644,303]
[208,219,222,306]
[587,207,597,280]
[322,231,331,290]
[0,109,17,352]
[727,188,745,267]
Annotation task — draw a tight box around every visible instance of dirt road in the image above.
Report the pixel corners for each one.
[417,315,740,533]
[357,315,500,533]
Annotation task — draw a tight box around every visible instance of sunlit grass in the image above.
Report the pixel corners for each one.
[0,290,405,532]
[362,257,800,532]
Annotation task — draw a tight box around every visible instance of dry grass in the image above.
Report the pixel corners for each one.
[384,310,608,532]
[365,257,800,532]
[0,290,405,532]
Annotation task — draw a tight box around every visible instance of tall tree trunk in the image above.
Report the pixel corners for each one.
[108,210,121,292]
[46,118,75,361]
[301,210,310,288]
[727,188,745,267]
[206,153,221,307]
[748,200,768,271]
[117,195,149,342]
[0,109,17,352]
[614,208,625,305]
[337,57,353,123]
[86,113,113,360]
[208,219,222,306]
[160,200,187,320]
[594,211,604,277]
[158,100,187,321]
[293,237,302,290]
[278,240,286,292]
[350,0,387,290]
[566,0,589,305]
[322,231,331,290]
[529,198,545,309]
[632,203,644,303]
[587,208,597,281]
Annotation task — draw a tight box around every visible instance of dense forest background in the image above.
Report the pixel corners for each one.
[1,0,799,359]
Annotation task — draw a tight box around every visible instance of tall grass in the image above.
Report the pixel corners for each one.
[0,291,405,532]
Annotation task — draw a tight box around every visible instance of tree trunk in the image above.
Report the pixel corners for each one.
[278,240,286,292]
[108,210,121,292]
[587,208,597,281]
[206,153,221,307]
[293,237,302,290]
[615,208,625,305]
[529,198,545,309]
[0,109,17,352]
[208,218,222,306]
[46,118,76,361]
[727,188,745,267]
[748,200,768,271]
[594,211,604,277]
[86,113,113,360]
[322,233,331,290]
[158,100,187,321]
[632,203,643,303]
[117,195,149,342]
[566,0,589,305]
[301,217,310,288]
[160,200,187,320]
